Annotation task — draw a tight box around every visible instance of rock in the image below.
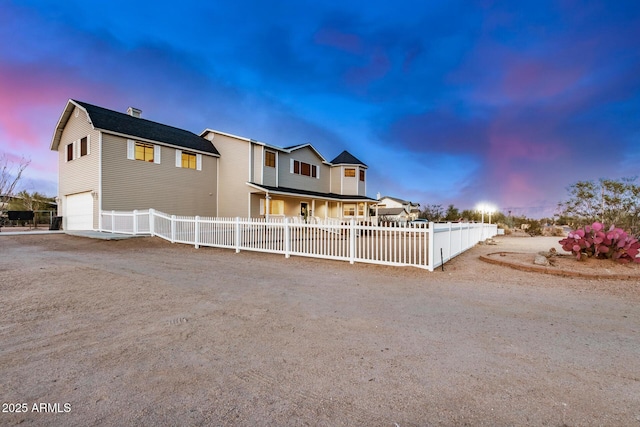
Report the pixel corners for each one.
[534,254,550,266]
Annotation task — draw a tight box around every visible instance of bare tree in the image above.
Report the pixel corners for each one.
[1,154,31,210]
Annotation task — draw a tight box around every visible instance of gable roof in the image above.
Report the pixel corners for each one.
[377,207,409,216]
[330,150,367,167]
[51,99,219,156]
[379,196,420,207]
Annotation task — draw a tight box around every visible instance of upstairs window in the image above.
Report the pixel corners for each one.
[360,170,365,181]
[127,139,161,164]
[65,136,90,162]
[175,149,202,171]
[80,137,88,157]
[291,160,319,178]
[135,142,154,162]
[182,152,197,169]
[345,168,356,177]
[265,151,276,168]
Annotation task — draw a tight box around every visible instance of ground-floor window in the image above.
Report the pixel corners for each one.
[260,199,284,215]
[343,204,356,217]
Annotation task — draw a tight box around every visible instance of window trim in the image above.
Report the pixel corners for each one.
[290,159,320,179]
[265,150,276,168]
[175,149,202,171]
[80,136,88,157]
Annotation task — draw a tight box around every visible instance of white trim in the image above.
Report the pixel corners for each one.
[98,132,102,231]
[175,149,182,168]
[275,152,279,187]
[216,157,219,216]
[290,158,294,174]
[86,134,91,156]
[153,145,161,164]
[127,139,135,160]
[196,153,202,171]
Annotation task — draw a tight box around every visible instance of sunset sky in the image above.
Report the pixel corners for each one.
[1,1,639,218]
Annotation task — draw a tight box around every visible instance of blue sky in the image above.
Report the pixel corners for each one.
[1,0,639,217]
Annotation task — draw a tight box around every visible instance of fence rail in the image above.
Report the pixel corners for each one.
[100,209,497,271]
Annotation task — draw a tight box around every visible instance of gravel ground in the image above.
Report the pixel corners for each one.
[1,234,639,426]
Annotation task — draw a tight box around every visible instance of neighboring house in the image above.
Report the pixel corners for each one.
[50,100,220,230]
[200,129,376,220]
[51,100,375,230]
[375,196,421,222]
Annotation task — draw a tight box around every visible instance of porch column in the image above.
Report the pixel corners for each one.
[311,199,316,219]
[325,201,328,219]
[265,192,270,221]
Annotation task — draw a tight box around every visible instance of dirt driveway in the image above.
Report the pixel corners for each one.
[1,234,639,426]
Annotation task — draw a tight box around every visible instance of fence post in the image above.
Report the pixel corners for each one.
[194,216,200,249]
[149,208,155,236]
[111,210,115,233]
[133,210,138,235]
[448,222,452,259]
[171,215,176,243]
[235,217,241,253]
[284,217,291,258]
[428,222,435,271]
[349,218,356,264]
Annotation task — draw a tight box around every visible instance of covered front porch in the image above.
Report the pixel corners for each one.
[247,183,375,222]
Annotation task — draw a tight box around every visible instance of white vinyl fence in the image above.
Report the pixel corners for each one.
[100,209,497,271]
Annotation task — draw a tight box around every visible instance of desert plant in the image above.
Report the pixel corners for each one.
[559,222,640,263]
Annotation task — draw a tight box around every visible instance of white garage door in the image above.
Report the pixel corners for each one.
[66,192,94,230]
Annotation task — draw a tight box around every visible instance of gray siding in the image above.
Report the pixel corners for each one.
[101,133,217,216]
[330,167,341,194]
[278,148,330,192]
[262,148,277,187]
[57,106,100,228]
[252,145,262,184]
[358,169,366,195]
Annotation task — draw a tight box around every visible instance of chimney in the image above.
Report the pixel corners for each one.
[127,107,142,118]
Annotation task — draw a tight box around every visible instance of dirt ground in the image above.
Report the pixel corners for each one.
[1,234,639,426]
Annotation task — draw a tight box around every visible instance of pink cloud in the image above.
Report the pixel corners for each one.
[501,59,585,102]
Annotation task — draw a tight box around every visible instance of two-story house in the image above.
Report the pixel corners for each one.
[51,100,375,230]
[50,100,220,230]
[200,129,375,221]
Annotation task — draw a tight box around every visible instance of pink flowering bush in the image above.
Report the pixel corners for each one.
[559,222,640,263]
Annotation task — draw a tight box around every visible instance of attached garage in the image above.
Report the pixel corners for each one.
[65,192,94,230]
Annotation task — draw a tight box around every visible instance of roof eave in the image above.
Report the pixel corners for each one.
[100,129,219,157]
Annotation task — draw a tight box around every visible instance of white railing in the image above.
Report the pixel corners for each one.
[100,209,497,271]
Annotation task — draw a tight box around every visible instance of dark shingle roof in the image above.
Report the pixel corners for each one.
[73,100,219,155]
[330,150,366,166]
[249,183,375,201]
